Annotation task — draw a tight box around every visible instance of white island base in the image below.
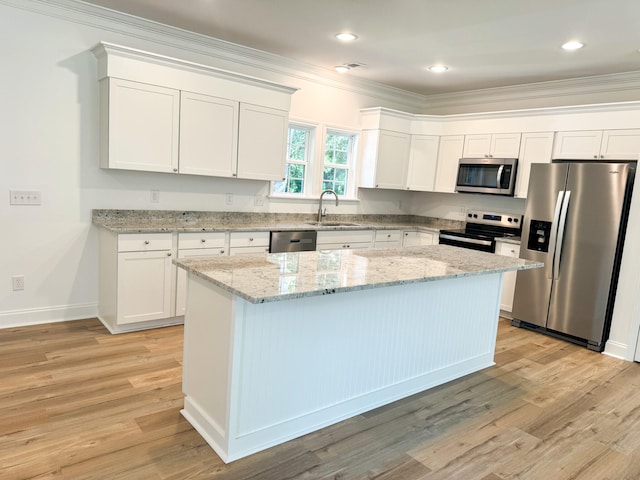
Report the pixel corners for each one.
[181,271,504,463]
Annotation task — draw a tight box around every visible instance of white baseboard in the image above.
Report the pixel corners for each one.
[603,339,631,361]
[0,303,98,329]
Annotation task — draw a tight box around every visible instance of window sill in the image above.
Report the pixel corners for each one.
[268,194,360,203]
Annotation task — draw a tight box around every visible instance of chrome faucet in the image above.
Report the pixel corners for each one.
[317,189,339,222]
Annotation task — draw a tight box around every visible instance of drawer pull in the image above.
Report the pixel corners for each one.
[144,240,150,245]
[167,252,172,257]
[201,239,206,243]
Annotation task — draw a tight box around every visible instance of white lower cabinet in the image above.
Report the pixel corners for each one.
[374,230,403,248]
[229,231,270,255]
[317,230,374,250]
[98,231,179,333]
[496,240,520,313]
[402,231,438,247]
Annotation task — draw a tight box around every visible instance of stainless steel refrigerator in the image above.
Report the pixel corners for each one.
[512,161,635,351]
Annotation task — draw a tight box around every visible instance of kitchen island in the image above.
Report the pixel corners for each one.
[174,245,541,463]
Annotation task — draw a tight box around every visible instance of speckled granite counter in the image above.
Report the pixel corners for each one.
[174,245,541,304]
[92,209,462,234]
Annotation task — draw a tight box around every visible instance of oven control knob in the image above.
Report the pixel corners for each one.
[514,218,519,223]
[473,214,478,218]
[468,213,472,218]
[508,217,513,222]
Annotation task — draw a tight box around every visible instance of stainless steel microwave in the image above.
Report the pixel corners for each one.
[455,158,518,196]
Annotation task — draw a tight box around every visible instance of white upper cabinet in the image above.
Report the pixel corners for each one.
[100,78,180,173]
[360,129,411,189]
[434,135,465,193]
[462,133,521,158]
[93,42,296,182]
[552,129,640,160]
[179,92,239,177]
[236,104,289,181]
[514,132,555,199]
[407,135,440,191]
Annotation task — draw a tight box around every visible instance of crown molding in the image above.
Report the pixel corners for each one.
[423,71,640,113]
[0,0,427,111]
[3,0,640,114]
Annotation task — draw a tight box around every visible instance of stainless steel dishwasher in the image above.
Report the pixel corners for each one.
[269,230,317,253]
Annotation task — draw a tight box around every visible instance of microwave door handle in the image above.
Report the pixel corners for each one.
[496,165,504,188]
[553,191,571,279]
[547,191,564,279]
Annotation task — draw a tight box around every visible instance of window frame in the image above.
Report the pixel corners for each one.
[271,121,315,197]
[321,126,359,199]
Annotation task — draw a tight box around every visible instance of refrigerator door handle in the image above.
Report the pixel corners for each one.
[496,165,504,188]
[547,191,565,279]
[554,190,571,279]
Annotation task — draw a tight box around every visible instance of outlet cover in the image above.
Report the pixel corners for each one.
[254,195,265,206]
[12,275,24,291]
[224,193,233,205]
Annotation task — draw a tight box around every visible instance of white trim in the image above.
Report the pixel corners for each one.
[0,302,98,329]
[602,340,629,361]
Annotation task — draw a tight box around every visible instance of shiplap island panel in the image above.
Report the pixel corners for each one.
[174,246,541,462]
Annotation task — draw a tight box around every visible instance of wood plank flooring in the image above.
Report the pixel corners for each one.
[2,318,640,479]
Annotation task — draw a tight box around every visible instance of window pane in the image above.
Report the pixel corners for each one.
[334,183,346,195]
[323,167,335,181]
[289,164,305,179]
[288,179,303,193]
[322,181,333,191]
[336,168,347,182]
[288,128,307,161]
[273,180,286,193]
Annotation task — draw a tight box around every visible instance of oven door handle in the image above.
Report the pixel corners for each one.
[496,165,504,188]
[439,234,493,247]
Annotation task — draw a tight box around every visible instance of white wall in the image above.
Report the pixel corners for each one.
[0,0,417,327]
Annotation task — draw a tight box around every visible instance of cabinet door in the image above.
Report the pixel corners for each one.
[117,250,173,324]
[179,92,239,177]
[103,78,180,173]
[552,130,603,159]
[496,242,520,313]
[407,135,439,191]
[514,132,554,198]
[462,134,492,158]
[434,135,464,193]
[373,131,411,189]
[491,133,521,158]
[237,103,288,181]
[600,129,640,160]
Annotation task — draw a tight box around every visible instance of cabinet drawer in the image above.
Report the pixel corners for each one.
[118,233,173,252]
[374,230,402,242]
[317,230,374,245]
[178,232,226,250]
[229,231,270,247]
[496,242,520,257]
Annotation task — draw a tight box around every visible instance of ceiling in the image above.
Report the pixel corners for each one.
[80,0,640,96]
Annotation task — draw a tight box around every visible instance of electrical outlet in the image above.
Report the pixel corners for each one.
[254,195,265,206]
[12,275,24,291]
[224,193,233,206]
[150,190,160,203]
[10,190,41,205]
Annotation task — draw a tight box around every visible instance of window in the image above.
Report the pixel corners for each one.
[323,130,356,196]
[273,125,311,195]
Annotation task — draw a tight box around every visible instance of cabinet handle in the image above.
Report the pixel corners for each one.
[173,168,178,172]
[167,252,172,257]
[232,173,237,177]
[144,240,150,245]
[387,234,391,238]
[249,237,254,242]
[594,155,598,159]
[600,155,604,159]
[220,249,225,254]
[201,239,206,243]
[375,184,379,187]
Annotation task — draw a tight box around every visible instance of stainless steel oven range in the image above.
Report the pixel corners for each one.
[438,210,523,253]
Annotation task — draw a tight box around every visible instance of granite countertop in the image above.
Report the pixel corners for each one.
[92,210,463,234]
[174,245,542,304]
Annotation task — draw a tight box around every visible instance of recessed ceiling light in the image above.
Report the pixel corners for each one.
[562,41,584,51]
[335,65,350,73]
[428,65,449,73]
[335,32,358,42]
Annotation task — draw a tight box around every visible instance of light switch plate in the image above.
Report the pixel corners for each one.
[10,190,41,205]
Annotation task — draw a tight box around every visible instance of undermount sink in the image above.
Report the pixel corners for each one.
[306,222,360,227]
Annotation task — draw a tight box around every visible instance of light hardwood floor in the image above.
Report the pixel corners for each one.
[2,317,640,479]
